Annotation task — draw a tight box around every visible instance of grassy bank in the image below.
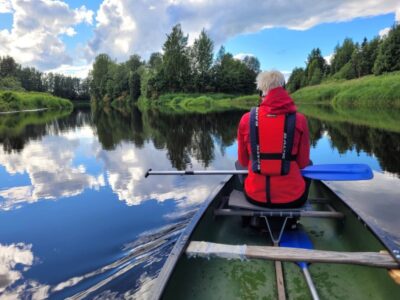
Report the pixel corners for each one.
[0,90,73,112]
[138,93,259,113]
[292,72,400,108]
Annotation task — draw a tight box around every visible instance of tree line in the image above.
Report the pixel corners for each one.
[287,24,400,93]
[0,56,90,101]
[90,24,260,104]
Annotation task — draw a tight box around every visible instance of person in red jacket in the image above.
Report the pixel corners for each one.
[237,70,310,208]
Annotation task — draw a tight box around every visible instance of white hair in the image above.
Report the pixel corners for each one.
[256,70,285,93]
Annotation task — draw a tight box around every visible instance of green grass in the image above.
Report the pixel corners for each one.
[292,72,400,108]
[0,90,73,112]
[138,93,259,113]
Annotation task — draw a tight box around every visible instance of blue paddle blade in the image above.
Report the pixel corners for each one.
[301,163,373,181]
[280,230,313,269]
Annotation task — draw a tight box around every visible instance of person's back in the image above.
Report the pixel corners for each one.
[237,71,310,208]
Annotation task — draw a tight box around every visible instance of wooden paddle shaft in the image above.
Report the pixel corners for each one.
[186,242,399,269]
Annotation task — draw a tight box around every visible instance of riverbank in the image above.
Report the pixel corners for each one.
[0,90,73,112]
[292,72,400,108]
[137,93,259,113]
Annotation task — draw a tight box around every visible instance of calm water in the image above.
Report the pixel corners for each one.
[0,105,399,299]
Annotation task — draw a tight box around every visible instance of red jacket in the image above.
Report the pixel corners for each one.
[237,87,310,204]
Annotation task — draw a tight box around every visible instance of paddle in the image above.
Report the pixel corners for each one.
[145,163,373,181]
[280,230,320,300]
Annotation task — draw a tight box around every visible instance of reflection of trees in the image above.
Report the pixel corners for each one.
[0,109,74,153]
[92,107,145,150]
[93,108,243,169]
[307,117,324,147]
[308,116,400,176]
[139,110,242,169]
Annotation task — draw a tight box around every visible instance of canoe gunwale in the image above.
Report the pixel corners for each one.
[321,180,400,265]
[150,175,233,300]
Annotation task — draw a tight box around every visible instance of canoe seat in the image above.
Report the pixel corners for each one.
[214,189,344,219]
[214,189,344,244]
[228,189,313,212]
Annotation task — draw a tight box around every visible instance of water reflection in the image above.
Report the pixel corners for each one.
[305,107,400,175]
[0,125,105,210]
[0,105,400,299]
[93,107,241,169]
[0,109,72,153]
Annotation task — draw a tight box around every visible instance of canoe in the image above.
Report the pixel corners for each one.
[151,175,400,299]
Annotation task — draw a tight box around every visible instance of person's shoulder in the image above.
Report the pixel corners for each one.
[295,112,308,128]
[238,111,250,130]
[240,111,250,123]
[295,112,307,121]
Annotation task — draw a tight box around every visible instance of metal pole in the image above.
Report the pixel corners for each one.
[302,268,320,300]
[145,169,248,177]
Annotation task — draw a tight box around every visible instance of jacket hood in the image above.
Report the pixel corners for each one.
[260,87,297,114]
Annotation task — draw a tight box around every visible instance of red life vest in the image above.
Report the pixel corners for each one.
[249,106,296,176]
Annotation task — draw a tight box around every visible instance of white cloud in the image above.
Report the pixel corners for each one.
[0,0,93,69]
[86,0,400,61]
[396,6,400,22]
[46,61,92,78]
[324,53,334,65]
[280,70,292,82]
[379,27,391,38]
[0,243,34,293]
[233,53,255,60]
[0,0,12,13]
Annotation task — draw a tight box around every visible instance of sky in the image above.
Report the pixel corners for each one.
[0,0,399,78]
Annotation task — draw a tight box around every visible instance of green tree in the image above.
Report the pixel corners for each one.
[287,67,305,92]
[161,24,191,92]
[0,56,18,78]
[304,48,327,85]
[90,54,114,101]
[129,72,141,101]
[213,52,256,94]
[331,38,356,75]
[148,52,163,71]
[215,46,226,65]
[243,56,261,73]
[191,29,214,92]
[373,24,400,75]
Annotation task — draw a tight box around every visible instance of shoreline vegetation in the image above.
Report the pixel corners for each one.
[136,93,259,113]
[292,71,400,108]
[132,70,400,114]
[0,90,73,112]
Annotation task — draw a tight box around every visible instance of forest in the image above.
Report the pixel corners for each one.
[0,56,89,101]
[89,24,260,106]
[287,24,400,93]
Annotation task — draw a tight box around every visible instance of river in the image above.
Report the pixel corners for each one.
[0,104,399,299]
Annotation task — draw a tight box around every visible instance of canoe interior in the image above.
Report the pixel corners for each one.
[162,178,400,299]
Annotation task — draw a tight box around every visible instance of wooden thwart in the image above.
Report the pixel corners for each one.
[186,241,400,269]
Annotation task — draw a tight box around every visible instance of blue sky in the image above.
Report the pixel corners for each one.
[0,0,399,77]
[225,14,395,72]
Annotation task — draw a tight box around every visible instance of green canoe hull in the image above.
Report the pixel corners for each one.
[157,176,400,299]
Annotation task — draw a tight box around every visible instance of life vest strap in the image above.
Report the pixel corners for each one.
[260,153,297,160]
[249,107,296,176]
